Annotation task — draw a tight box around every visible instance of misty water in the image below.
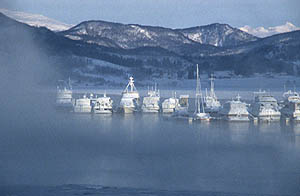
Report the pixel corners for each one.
[1,89,300,196]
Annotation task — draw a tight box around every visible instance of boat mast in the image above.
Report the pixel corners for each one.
[195,64,205,114]
[209,74,215,97]
[125,76,136,92]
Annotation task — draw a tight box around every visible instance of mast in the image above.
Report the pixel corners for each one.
[209,74,215,97]
[195,64,205,114]
[124,76,137,93]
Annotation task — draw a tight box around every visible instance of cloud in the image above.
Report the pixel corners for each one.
[240,22,300,38]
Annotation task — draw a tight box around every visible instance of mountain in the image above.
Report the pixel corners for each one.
[1,11,300,86]
[0,8,73,31]
[240,22,300,38]
[176,23,258,47]
[60,21,257,52]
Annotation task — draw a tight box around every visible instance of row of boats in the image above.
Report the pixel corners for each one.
[56,66,300,122]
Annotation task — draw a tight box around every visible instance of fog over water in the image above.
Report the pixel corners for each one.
[1,87,300,195]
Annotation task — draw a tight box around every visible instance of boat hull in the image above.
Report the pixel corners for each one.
[162,108,175,113]
[73,106,92,113]
[120,106,138,114]
[257,115,281,122]
[94,109,113,114]
[142,108,160,113]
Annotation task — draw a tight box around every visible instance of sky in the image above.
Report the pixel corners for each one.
[0,0,299,29]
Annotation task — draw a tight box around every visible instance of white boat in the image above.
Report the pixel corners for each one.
[173,95,190,117]
[280,90,300,121]
[93,93,113,114]
[193,64,211,121]
[119,76,140,113]
[249,90,281,121]
[204,74,221,113]
[219,95,250,121]
[162,92,179,113]
[56,79,73,110]
[142,85,160,113]
[73,94,92,113]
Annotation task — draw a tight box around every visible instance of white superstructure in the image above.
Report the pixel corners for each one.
[93,93,113,114]
[204,74,221,113]
[73,94,92,113]
[119,76,140,113]
[142,85,160,113]
[194,64,211,121]
[56,79,73,109]
[162,92,179,113]
[249,90,281,121]
[219,95,250,121]
[280,90,300,121]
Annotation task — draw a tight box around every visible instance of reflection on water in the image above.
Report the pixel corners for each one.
[1,93,300,195]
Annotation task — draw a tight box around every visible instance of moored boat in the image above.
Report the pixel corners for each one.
[280,90,300,121]
[204,74,221,114]
[93,93,113,114]
[119,76,140,113]
[249,90,281,122]
[162,92,179,113]
[56,79,73,110]
[142,85,160,113]
[73,94,92,113]
[219,95,250,121]
[193,64,211,121]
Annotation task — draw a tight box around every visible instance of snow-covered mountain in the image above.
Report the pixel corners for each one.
[0,8,73,31]
[240,22,300,38]
[60,20,258,51]
[176,23,258,47]
[1,11,300,85]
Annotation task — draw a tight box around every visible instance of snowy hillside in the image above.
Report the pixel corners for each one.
[240,22,300,38]
[0,8,73,31]
[176,23,258,47]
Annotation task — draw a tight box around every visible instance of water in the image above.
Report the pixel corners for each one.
[0,90,300,195]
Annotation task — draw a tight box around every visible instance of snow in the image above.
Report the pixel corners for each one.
[130,25,152,39]
[0,8,73,31]
[240,22,300,38]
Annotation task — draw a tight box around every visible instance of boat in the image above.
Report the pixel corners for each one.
[219,94,250,121]
[249,90,281,121]
[204,74,221,113]
[280,90,300,121]
[173,95,190,117]
[56,79,73,110]
[161,92,179,113]
[193,64,211,121]
[73,94,92,113]
[93,93,113,114]
[141,85,160,113]
[119,76,140,113]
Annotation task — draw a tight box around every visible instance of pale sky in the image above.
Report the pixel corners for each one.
[1,0,299,28]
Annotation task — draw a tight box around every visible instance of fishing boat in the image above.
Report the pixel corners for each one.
[204,74,221,113]
[219,94,250,121]
[193,64,211,121]
[249,90,281,121]
[56,79,73,110]
[119,76,140,113]
[162,92,179,113]
[93,93,113,114]
[280,90,300,121]
[73,94,92,113]
[142,85,160,113]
